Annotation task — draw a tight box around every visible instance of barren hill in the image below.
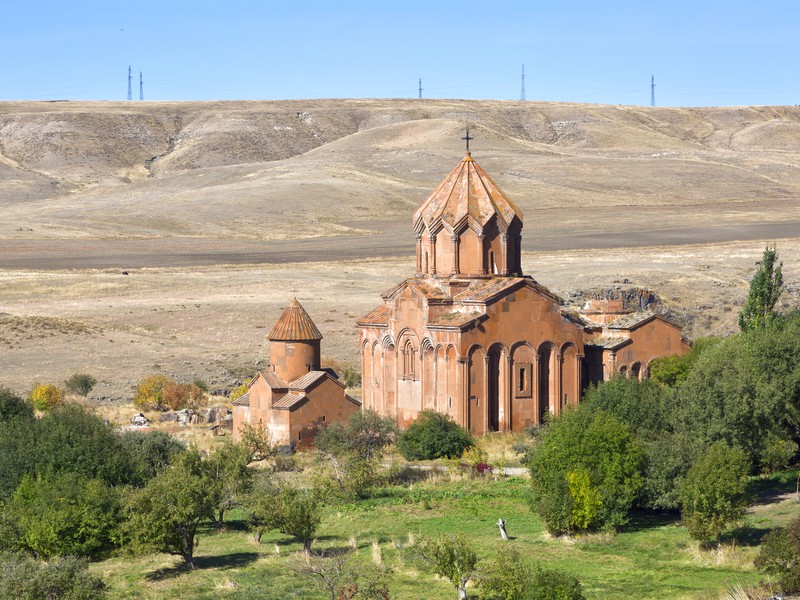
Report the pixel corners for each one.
[1,99,799,263]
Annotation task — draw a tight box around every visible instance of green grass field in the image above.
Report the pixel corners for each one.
[89,468,799,599]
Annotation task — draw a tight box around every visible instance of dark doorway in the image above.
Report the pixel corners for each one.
[538,346,551,423]
[488,347,501,431]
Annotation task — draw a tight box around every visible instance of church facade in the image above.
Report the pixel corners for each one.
[358,151,690,433]
[233,299,361,449]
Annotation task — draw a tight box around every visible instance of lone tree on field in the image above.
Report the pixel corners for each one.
[739,244,783,332]
[414,533,478,600]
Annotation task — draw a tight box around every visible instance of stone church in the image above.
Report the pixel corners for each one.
[358,150,690,434]
[233,299,361,449]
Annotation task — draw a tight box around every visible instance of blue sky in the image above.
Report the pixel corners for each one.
[3,0,799,106]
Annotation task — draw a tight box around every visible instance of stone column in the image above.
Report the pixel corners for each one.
[415,234,422,275]
[501,234,509,275]
[477,234,486,274]
[555,352,563,415]
[430,234,437,275]
[607,351,616,381]
[532,354,540,424]
[483,355,490,434]
[451,234,460,275]
[504,354,513,432]
[457,357,469,429]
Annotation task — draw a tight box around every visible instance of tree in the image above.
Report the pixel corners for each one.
[244,478,322,552]
[5,473,121,559]
[0,552,107,600]
[205,440,253,530]
[29,383,64,412]
[132,374,172,410]
[64,373,97,397]
[117,430,186,487]
[528,407,644,535]
[295,550,391,600]
[397,410,474,461]
[739,244,783,332]
[648,337,721,388]
[754,516,800,594]
[680,441,750,547]
[415,534,478,600]
[315,409,397,498]
[0,388,33,423]
[124,449,214,569]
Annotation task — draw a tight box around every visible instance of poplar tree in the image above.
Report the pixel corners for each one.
[739,245,783,332]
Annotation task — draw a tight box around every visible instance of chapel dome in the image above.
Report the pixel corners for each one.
[268,298,323,341]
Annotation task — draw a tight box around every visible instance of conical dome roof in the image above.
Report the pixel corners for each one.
[413,152,523,235]
[268,298,323,341]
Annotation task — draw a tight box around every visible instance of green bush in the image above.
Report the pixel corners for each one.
[680,441,750,546]
[64,373,97,397]
[117,430,186,487]
[528,407,644,535]
[397,410,474,461]
[478,544,584,600]
[6,473,121,559]
[0,388,33,423]
[754,516,800,594]
[760,434,798,474]
[0,552,106,599]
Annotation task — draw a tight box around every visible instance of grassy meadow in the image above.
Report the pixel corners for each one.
[88,446,799,599]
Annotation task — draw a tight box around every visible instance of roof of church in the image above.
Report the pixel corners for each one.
[232,391,250,406]
[357,303,392,327]
[413,152,523,235]
[607,311,659,330]
[268,298,323,341]
[428,311,489,330]
[272,392,307,410]
[255,370,287,390]
[289,370,329,391]
[584,335,631,350]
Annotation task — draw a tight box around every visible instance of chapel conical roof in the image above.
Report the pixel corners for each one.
[413,152,523,235]
[268,298,323,341]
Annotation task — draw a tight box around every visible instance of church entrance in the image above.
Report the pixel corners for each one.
[487,346,502,432]
[538,345,552,423]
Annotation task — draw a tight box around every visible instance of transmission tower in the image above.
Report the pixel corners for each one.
[127,66,132,101]
[520,64,526,101]
[418,78,423,99]
[139,71,143,101]
[651,75,655,107]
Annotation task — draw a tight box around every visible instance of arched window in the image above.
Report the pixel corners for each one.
[403,340,416,379]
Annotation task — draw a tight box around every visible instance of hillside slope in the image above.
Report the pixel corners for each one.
[1,99,799,244]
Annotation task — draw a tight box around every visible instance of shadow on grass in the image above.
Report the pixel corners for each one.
[721,525,773,547]
[748,472,798,507]
[622,509,680,533]
[145,552,260,580]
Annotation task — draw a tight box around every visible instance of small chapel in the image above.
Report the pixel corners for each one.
[358,147,690,434]
[233,298,361,449]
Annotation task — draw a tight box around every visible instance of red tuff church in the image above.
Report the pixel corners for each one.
[358,149,690,434]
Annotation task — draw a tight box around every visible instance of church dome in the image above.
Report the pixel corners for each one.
[413,151,524,278]
[268,298,323,341]
[413,151,523,236]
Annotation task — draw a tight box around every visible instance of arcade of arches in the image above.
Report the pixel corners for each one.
[358,151,691,434]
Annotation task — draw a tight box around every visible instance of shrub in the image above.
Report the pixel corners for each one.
[162,381,205,410]
[415,533,478,600]
[760,434,798,474]
[117,430,186,487]
[0,388,33,423]
[0,552,107,599]
[229,383,249,402]
[29,384,64,412]
[528,407,644,535]
[132,375,171,410]
[680,441,750,546]
[64,373,97,397]
[397,410,474,461]
[754,516,800,594]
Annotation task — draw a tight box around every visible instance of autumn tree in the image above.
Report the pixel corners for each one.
[739,244,783,332]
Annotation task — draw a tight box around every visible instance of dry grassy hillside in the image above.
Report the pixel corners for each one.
[1,99,799,399]
[2,99,799,244]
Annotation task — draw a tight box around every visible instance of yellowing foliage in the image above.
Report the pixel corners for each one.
[132,375,171,410]
[30,384,65,412]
